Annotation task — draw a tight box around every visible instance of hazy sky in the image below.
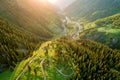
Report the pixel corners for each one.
[55,0,76,9]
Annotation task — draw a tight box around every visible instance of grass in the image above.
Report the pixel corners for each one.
[98,27,120,34]
[97,27,120,41]
[0,70,12,80]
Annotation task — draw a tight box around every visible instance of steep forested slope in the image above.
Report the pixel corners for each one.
[0,0,63,38]
[0,18,43,70]
[0,0,64,71]
[10,37,120,80]
[64,0,120,21]
[79,13,120,49]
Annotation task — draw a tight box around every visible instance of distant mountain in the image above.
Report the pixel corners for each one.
[55,0,76,9]
[64,0,120,21]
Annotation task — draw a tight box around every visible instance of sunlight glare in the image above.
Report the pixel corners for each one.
[48,0,57,4]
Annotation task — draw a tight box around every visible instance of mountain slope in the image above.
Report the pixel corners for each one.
[79,13,120,49]
[10,37,120,80]
[64,0,120,21]
[0,18,43,70]
[0,0,64,71]
[0,0,63,38]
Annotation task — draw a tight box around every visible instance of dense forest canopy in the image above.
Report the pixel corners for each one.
[10,37,120,80]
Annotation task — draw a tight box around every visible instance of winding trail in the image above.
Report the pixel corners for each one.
[40,59,46,80]
[55,67,74,77]
[15,48,45,80]
[65,16,81,39]
[72,21,81,39]
[54,56,74,77]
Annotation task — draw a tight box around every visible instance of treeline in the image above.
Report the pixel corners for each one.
[0,18,43,69]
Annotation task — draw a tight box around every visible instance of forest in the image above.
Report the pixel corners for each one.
[10,37,120,80]
[0,18,43,70]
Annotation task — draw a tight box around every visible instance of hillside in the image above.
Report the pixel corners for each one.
[10,37,120,80]
[0,18,43,71]
[0,0,63,38]
[0,0,65,73]
[79,13,120,49]
[64,0,120,21]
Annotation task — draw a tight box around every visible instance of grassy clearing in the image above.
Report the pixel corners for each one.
[0,70,12,80]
